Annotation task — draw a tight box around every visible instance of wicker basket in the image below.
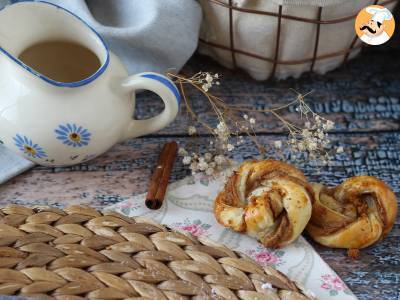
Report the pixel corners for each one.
[198,0,399,80]
[0,204,315,299]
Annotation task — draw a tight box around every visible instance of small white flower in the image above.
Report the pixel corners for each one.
[308,141,318,151]
[336,146,344,153]
[243,114,249,120]
[305,121,311,129]
[227,144,235,151]
[204,153,212,162]
[301,129,311,138]
[190,162,198,170]
[249,118,255,124]
[274,140,282,149]
[188,126,197,135]
[198,160,208,171]
[214,155,226,165]
[214,73,219,79]
[182,156,191,165]
[325,120,334,130]
[321,139,330,147]
[205,168,214,176]
[178,147,188,156]
[205,73,213,84]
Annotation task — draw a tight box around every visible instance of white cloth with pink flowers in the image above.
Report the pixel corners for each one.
[109,173,357,299]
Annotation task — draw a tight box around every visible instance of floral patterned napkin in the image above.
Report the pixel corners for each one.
[109,173,357,300]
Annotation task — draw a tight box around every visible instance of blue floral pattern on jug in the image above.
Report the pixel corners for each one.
[55,123,91,147]
[13,134,47,158]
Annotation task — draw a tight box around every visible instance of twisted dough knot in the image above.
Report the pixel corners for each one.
[307,176,398,250]
[214,160,314,248]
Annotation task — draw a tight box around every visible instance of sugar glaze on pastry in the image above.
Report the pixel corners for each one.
[214,160,314,248]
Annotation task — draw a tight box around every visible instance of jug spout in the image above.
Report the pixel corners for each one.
[0,1,109,87]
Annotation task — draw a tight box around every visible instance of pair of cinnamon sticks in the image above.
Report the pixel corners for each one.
[145,141,178,210]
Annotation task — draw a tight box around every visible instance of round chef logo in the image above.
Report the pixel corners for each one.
[355,5,395,46]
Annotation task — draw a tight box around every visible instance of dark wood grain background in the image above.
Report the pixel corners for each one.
[1,26,399,300]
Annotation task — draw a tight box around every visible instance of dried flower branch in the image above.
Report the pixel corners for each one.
[167,72,336,176]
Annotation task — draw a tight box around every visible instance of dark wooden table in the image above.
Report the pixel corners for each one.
[1,40,399,299]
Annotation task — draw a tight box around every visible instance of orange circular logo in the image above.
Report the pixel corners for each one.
[355,5,395,46]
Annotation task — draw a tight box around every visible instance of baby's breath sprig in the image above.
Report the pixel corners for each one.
[167,72,337,176]
[269,90,339,165]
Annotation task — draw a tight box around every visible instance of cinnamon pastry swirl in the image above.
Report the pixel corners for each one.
[307,176,397,250]
[214,160,314,248]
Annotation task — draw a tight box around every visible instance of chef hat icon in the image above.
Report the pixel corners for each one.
[366,7,393,24]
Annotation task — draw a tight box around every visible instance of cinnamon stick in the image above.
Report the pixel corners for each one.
[145,141,178,210]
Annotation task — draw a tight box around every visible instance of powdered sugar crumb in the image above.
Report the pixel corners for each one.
[261,282,276,291]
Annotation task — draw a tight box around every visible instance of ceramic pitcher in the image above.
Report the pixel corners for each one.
[0,1,180,166]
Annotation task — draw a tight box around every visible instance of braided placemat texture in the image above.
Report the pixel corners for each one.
[0,205,315,300]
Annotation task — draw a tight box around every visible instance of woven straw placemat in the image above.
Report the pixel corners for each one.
[0,204,315,300]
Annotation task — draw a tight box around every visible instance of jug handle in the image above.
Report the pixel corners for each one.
[120,72,180,141]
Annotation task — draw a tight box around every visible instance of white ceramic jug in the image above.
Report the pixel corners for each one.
[0,1,180,166]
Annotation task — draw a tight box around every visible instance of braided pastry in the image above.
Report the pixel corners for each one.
[214,160,314,248]
[307,176,397,251]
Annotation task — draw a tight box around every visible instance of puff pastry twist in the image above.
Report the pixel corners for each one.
[307,176,397,250]
[214,160,314,248]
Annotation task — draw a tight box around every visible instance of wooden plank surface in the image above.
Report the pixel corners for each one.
[1,41,399,299]
[135,46,400,135]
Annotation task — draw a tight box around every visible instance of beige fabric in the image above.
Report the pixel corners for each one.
[272,0,348,7]
[198,0,397,80]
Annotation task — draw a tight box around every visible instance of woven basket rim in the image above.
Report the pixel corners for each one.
[0,204,316,299]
